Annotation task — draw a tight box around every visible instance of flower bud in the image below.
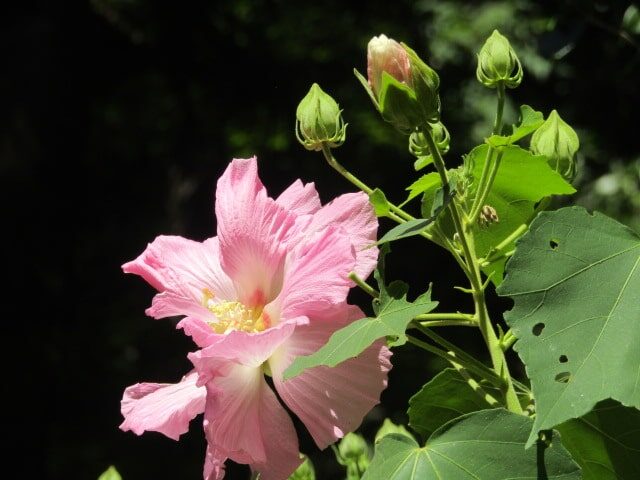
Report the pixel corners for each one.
[530,110,579,181]
[409,121,450,170]
[361,35,440,133]
[336,432,370,475]
[476,30,523,89]
[295,83,347,151]
[367,34,412,97]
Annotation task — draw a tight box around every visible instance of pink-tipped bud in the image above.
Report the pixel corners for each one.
[367,34,412,97]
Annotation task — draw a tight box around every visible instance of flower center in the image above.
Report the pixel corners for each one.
[202,288,270,334]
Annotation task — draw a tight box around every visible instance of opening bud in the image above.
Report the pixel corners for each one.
[476,30,523,89]
[295,83,346,151]
[367,34,412,97]
[358,34,441,134]
[530,110,579,182]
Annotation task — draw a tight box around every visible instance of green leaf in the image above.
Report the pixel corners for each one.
[369,188,391,217]
[283,283,437,379]
[470,144,575,283]
[408,368,498,440]
[486,105,544,147]
[497,207,640,446]
[362,409,581,480]
[377,219,435,244]
[98,466,122,480]
[408,368,531,441]
[402,173,440,206]
[557,399,640,480]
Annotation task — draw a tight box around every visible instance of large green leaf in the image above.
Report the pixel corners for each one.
[408,368,496,440]
[362,409,581,480]
[408,368,530,441]
[557,399,640,480]
[420,145,575,284]
[498,207,640,446]
[470,144,576,283]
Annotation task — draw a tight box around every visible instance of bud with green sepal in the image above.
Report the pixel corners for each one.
[333,432,370,479]
[295,83,347,151]
[476,30,523,89]
[410,120,450,170]
[355,34,441,134]
[403,42,441,123]
[530,110,579,182]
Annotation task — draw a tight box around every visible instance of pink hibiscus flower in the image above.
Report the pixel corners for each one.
[120,157,391,480]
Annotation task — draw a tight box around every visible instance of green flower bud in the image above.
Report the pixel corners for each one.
[530,110,579,181]
[374,419,415,443]
[335,432,370,477]
[295,83,347,151]
[288,455,315,480]
[476,30,523,89]
[409,121,450,170]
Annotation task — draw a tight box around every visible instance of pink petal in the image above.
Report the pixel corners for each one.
[203,443,227,480]
[275,179,322,215]
[120,371,206,441]
[189,321,297,383]
[308,192,379,280]
[177,316,222,349]
[123,236,236,320]
[215,157,298,307]
[202,364,302,480]
[270,305,392,449]
[271,226,355,321]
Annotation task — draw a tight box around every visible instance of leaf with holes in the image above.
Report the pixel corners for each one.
[362,409,581,480]
[557,399,640,480]
[498,207,640,446]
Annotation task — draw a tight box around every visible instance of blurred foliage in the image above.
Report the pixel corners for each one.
[2,0,639,479]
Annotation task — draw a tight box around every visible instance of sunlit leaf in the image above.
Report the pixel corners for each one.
[498,207,640,446]
[362,409,581,480]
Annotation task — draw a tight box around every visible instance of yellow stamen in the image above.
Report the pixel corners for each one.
[202,288,270,334]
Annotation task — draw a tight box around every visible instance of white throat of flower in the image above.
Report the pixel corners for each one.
[201,288,270,334]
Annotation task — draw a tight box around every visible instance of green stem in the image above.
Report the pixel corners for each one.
[493,83,506,135]
[480,223,527,266]
[406,335,503,386]
[348,272,378,297]
[423,127,523,415]
[450,358,500,407]
[415,312,475,322]
[469,83,506,224]
[418,319,477,328]
[469,149,504,224]
[500,329,517,351]
[320,144,437,241]
[411,322,503,388]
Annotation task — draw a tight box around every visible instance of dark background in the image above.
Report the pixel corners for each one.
[3,1,639,479]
